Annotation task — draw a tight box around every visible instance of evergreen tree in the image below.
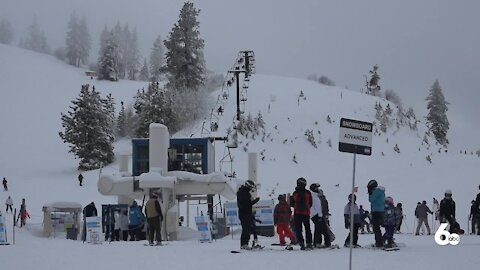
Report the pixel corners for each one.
[149,35,164,82]
[425,80,449,146]
[59,84,115,170]
[117,101,127,138]
[78,16,91,67]
[126,28,141,80]
[24,16,50,54]
[0,18,14,44]
[164,2,205,91]
[139,58,150,81]
[65,12,90,67]
[97,29,118,81]
[367,65,381,96]
[134,82,176,137]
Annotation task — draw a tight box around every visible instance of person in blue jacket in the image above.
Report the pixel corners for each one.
[367,179,385,248]
[128,201,143,241]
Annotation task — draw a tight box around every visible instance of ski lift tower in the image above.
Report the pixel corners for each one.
[228,50,255,121]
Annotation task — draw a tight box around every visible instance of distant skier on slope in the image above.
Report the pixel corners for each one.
[3,177,8,191]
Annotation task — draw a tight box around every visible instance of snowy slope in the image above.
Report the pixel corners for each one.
[1,44,480,270]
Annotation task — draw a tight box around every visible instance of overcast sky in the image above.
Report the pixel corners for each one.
[1,0,479,142]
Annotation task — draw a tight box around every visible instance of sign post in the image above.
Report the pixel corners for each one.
[339,118,372,270]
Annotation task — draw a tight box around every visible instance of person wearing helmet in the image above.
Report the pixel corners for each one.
[367,179,385,248]
[310,183,331,248]
[383,196,397,248]
[291,177,313,250]
[237,180,260,249]
[394,203,403,233]
[274,195,295,249]
[344,194,361,247]
[439,190,456,231]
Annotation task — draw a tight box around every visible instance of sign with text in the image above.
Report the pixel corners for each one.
[339,118,373,155]
[85,216,102,244]
[194,216,212,243]
[224,200,274,227]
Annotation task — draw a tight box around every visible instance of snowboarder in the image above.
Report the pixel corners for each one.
[2,177,7,191]
[415,201,433,235]
[359,205,371,234]
[383,196,397,248]
[217,106,224,115]
[439,190,456,232]
[237,180,260,249]
[145,193,163,246]
[78,173,84,186]
[5,196,13,213]
[291,177,313,250]
[344,194,361,248]
[310,183,331,248]
[395,203,403,233]
[274,194,295,249]
[367,179,385,248]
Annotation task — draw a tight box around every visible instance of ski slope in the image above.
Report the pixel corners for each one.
[1,44,479,270]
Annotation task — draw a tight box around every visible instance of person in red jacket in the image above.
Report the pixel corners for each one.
[274,194,295,249]
[291,177,313,250]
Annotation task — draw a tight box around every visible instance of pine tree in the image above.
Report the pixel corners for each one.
[367,65,381,96]
[0,18,14,44]
[149,35,164,82]
[126,27,141,80]
[164,1,205,91]
[78,16,91,67]
[425,80,449,146]
[139,58,150,81]
[65,12,80,66]
[59,85,115,170]
[24,16,50,54]
[117,101,127,138]
[97,29,118,81]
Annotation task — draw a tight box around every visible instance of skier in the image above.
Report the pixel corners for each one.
[367,179,385,248]
[469,200,477,234]
[145,193,164,246]
[82,202,98,241]
[383,196,397,248]
[395,203,403,233]
[415,201,433,235]
[310,183,331,248]
[274,194,295,249]
[237,180,259,249]
[18,198,30,227]
[2,177,7,191]
[5,196,13,213]
[344,194,361,248]
[291,177,313,250]
[439,190,456,232]
[78,173,83,186]
[128,201,143,241]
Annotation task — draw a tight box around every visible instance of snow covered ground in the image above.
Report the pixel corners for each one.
[1,44,479,269]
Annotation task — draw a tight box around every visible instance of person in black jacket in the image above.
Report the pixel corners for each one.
[469,200,477,234]
[439,190,456,232]
[82,202,98,241]
[237,180,260,249]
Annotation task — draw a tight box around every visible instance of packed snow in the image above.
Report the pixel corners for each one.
[1,44,479,270]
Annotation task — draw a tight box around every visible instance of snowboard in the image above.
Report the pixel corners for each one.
[144,242,168,247]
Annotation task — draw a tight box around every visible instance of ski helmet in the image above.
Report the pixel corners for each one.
[245,180,256,190]
[385,196,394,205]
[310,183,320,192]
[297,177,307,187]
[348,194,356,202]
[278,194,285,201]
[444,189,452,198]
[367,179,378,189]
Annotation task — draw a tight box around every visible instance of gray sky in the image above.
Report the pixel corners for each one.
[1,0,479,145]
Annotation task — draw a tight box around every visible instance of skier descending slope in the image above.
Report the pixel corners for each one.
[237,180,260,250]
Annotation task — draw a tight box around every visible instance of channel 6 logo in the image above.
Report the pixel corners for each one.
[434,223,460,245]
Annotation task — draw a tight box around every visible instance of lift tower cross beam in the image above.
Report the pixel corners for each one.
[228,70,243,121]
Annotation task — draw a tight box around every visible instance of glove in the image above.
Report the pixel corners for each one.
[253,197,260,204]
[311,214,319,223]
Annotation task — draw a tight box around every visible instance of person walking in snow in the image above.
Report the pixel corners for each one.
[367,179,385,248]
[344,194,361,247]
[78,173,84,186]
[237,180,260,249]
[2,177,8,191]
[291,177,313,250]
[415,200,433,235]
[310,183,331,248]
[439,190,456,232]
[5,195,13,212]
[383,196,397,248]
[82,202,98,241]
[274,194,295,249]
[145,193,164,246]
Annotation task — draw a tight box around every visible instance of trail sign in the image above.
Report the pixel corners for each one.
[339,118,373,156]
